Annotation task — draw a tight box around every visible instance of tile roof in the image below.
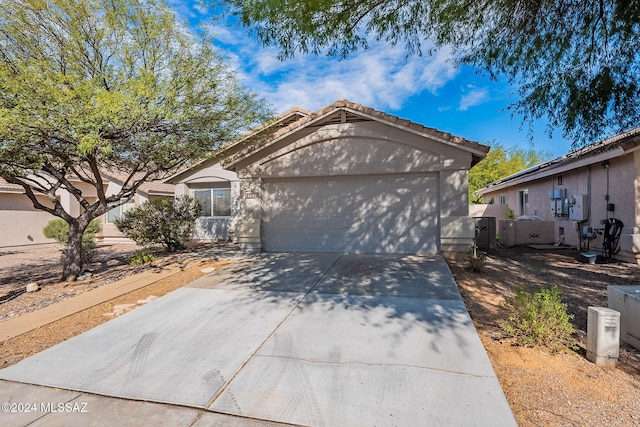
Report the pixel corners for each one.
[101,171,175,196]
[0,177,23,193]
[223,99,489,168]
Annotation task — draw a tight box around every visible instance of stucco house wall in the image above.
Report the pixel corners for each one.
[220,100,487,254]
[0,185,58,249]
[0,177,100,250]
[478,128,640,263]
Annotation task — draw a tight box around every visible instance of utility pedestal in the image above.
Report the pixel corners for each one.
[587,307,620,366]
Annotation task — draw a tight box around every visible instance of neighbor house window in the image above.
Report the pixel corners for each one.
[193,187,231,217]
[106,201,135,223]
[557,175,563,186]
[499,194,506,205]
[518,190,528,216]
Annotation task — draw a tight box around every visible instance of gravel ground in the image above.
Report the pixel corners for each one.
[449,245,640,427]
[0,242,234,322]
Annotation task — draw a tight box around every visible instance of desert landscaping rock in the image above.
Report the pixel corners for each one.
[25,283,39,293]
[200,267,215,273]
[136,295,158,305]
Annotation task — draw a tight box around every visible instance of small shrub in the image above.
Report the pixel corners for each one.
[115,195,201,252]
[506,208,516,219]
[127,251,156,265]
[501,286,576,351]
[43,218,101,264]
[466,246,486,272]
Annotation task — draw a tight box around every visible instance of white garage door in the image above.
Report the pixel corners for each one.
[262,174,439,254]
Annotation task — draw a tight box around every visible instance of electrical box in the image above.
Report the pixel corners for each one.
[548,188,566,200]
[586,307,620,366]
[569,194,588,221]
[608,286,640,351]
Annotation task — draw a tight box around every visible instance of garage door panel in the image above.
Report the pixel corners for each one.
[262,175,438,254]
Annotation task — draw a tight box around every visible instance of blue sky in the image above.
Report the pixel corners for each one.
[172,2,571,158]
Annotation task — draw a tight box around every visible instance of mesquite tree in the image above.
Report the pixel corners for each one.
[224,0,640,145]
[0,0,270,280]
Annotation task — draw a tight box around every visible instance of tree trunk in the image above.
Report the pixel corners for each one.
[62,221,84,281]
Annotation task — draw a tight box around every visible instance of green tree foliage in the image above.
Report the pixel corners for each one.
[43,219,102,247]
[115,196,201,252]
[223,0,640,144]
[0,0,270,280]
[469,144,551,203]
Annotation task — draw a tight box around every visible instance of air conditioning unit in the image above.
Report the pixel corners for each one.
[608,285,640,351]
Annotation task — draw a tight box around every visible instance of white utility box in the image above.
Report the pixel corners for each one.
[586,307,620,366]
[608,285,640,350]
[569,194,588,221]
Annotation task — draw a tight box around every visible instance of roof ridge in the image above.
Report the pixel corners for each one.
[223,99,488,167]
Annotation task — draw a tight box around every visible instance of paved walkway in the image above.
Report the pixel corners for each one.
[0,253,517,426]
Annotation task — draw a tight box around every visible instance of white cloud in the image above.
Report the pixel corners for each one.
[223,31,460,113]
[166,5,463,115]
[206,23,246,46]
[417,46,458,94]
[167,2,463,115]
[458,87,489,111]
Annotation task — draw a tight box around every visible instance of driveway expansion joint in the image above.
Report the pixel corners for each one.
[252,354,495,379]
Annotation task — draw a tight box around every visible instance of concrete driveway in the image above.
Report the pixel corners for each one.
[0,253,516,426]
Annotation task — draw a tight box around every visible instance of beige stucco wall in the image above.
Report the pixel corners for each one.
[469,204,509,219]
[0,193,57,249]
[0,179,175,248]
[482,152,640,262]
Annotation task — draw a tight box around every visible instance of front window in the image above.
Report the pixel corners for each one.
[193,187,231,217]
[106,201,135,223]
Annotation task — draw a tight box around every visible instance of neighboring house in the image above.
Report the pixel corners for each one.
[0,174,174,250]
[477,127,640,263]
[171,99,488,254]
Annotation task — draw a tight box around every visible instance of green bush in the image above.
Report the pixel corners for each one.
[501,286,576,351]
[115,196,201,252]
[43,218,101,246]
[43,218,101,264]
[127,251,156,265]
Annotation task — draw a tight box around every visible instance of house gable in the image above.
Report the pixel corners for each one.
[223,99,488,172]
